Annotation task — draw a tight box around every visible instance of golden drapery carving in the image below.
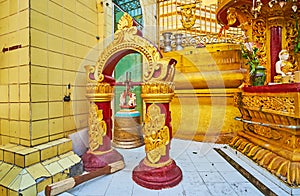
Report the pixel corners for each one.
[143,103,170,164]
[88,103,107,151]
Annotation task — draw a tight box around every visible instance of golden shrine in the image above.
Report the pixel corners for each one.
[216,0,300,187]
[1,0,300,195]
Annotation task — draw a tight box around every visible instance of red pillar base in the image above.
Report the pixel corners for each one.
[82,149,124,172]
[132,159,182,190]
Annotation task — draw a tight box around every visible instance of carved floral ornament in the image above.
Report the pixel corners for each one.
[143,103,170,164]
[241,95,295,114]
[88,103,107,152]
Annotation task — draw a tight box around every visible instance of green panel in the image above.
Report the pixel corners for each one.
[114,53,143,116]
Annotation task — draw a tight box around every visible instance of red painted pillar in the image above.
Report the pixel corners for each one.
[270,26,282,82]
[132,84,182,190]
[82,84,124,172]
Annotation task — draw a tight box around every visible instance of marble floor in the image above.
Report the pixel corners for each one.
[39,139,296,196]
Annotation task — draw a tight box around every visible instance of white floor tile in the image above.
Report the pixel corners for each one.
[229,182,264,196]
[205,182,238,196]
[37,139,297,196]
[199,171,226,183]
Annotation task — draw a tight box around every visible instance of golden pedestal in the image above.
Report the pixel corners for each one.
[232,84,300,186]
[113,110,144,149]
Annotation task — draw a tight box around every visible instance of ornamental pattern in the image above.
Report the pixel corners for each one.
[143,103,170,164]
[95,26,161,82]
[88,103,107,151]
[241,95,295,114]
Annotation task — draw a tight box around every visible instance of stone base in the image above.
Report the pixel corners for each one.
[82,148,124,172]
[113,110,144,149]
[0,138,81,195]
[132,159,182,190]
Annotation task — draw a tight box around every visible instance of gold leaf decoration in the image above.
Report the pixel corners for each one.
[144,103,170,164]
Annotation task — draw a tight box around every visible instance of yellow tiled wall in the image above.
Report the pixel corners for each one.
[0,0,100,146]
[0,0,30,145]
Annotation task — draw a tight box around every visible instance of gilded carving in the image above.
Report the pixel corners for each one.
[226,6,252,31]
[230,136,300,186]
[143,103,170,164]
[88,103,107,151]
[142,82,175,94]
[94,25,162,82]
[241,95,295,114]
[180,4,196,29]
[116,12,133,32]
[252,19,267,68]
[246,124,282,140]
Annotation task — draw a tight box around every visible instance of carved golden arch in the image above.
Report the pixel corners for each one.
[93,26,167,82]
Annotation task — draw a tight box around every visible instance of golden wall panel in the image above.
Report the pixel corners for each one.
[31,29,47,49]
[63,0,76,12]
[8,67,18,84]
[0,86,8,102]
[62,24,75,41]
[31,84,48,102]
[63,116,76,132]
[31,66,48,84]
[63,9,76,27]
[0,1,9,18]
[19,122,30,140]
[50,133,65,141]
[48,51,63,69]
[35,144,57,161]
[49,69,63,85]
[0,69,8,84]
[49,102,63,118]
[31,0,48,14]
[19,66,29,84]
[31,103,48,120]
[49,86,63,101]
[9,121,19,139]
[20,103,30,121]
[0,104,8,119]
[30,137,49,147]
[31,47,48,66]
[63,70,76,85]
[9,103,19,120]
[63,39,75,56]
[9,85,19,103]
[0,120,9,136]
[31,120,49,139]
[48,34,63,53]
[31,10,48,31]
[48,18,63,37]
[48,1,63,21]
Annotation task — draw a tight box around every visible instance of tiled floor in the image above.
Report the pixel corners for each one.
[40,139,293,196]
